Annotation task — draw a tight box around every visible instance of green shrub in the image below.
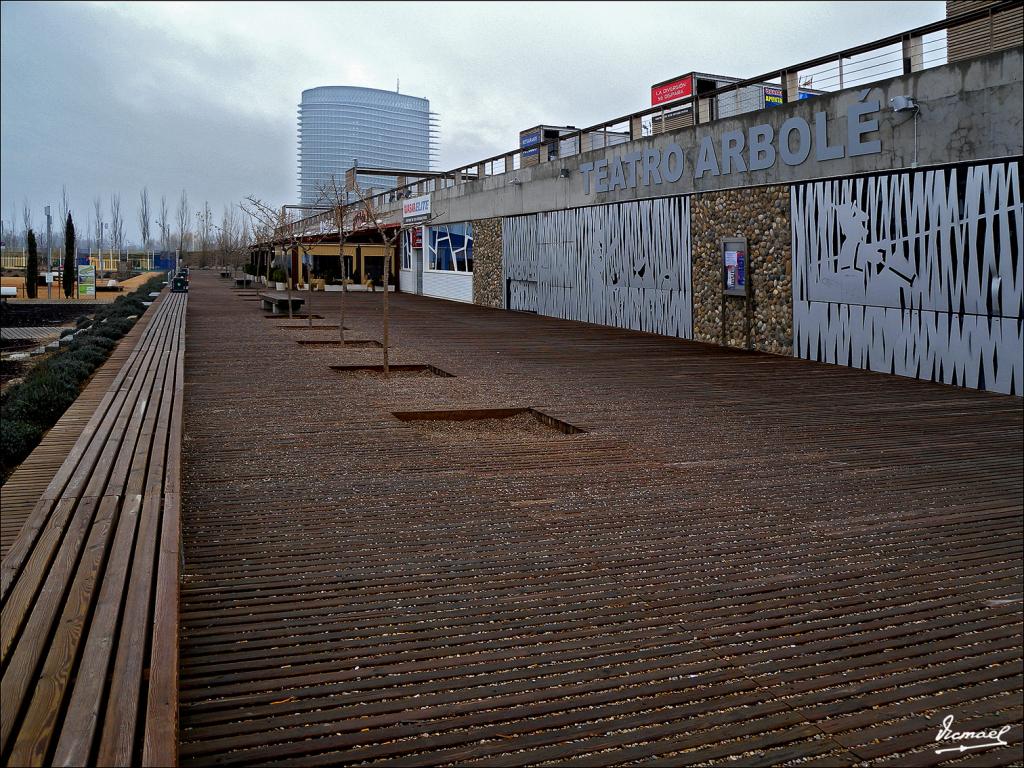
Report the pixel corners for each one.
[44,356,95,385]
[0,277,165,479]
[67,344,107,368]
[74,335,116,352]
[5,368,79,425]
[91,318,133,340]
[0,419,43,474]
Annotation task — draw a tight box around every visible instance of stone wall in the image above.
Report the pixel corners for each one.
[472,217,503,308]
[691,186,792,355]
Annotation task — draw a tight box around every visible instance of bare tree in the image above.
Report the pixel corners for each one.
[239,212,250,258]
[195,200,213,267]
[215,204,247,268]
[348,188,401,377]
[110,193,125,260]
[8,202,18,250]
[158,194,170,253]
[60,185,70,249]
[241,196,291,303]
[93,196,104,254]
[21,199,32,249]
[176,190,190,268]
[346,185,445,377]
[138,187,151,250]
[316,175,355,344]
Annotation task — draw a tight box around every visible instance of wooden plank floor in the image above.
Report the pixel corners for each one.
[1,299,160,556]
[1,290,186,767]
[179,272,1023,767]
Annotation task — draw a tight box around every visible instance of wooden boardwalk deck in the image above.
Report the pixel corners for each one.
[1,290,186,767]
[179,272,1022,766]
[1,306,159,557]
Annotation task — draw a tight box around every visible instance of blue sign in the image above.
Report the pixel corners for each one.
[520,131,541,148]
[521,130,541,158]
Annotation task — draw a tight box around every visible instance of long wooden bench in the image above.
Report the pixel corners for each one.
[0,290,186,767]
[258,291,305,314]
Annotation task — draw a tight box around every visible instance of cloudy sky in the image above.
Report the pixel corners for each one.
[1,1,944,246]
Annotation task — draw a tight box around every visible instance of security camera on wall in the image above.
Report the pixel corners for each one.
[890,95,917,112]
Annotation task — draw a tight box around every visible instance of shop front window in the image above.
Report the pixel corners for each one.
[426,223,474,273]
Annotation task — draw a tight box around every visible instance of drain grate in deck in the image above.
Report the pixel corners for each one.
[391,407,585,435]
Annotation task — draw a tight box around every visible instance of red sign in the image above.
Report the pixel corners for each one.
[411,228,423,248]
[651,75,693,107]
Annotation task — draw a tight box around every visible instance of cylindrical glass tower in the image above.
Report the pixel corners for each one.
[297,86,437,206]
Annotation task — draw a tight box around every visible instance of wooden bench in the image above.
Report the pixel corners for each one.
[233,277,253,288]
[0,289,186,766]
[258,291,305,314]
[219,271,231,279]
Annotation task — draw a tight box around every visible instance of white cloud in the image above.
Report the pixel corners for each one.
[3,0,945,243]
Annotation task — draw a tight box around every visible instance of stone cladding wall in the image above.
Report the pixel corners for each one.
[472,218,503,308]
[690,186,793,355]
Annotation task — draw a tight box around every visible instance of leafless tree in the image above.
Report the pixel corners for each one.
[240,196,277,284]
[59,186,70,249]
[21,199,32,250]
[176,190,190,267]
[8,202,16,250]
[138,187,151,250]
[195,200,213,267]
[110,193,126,259]
[241,196,301,315]
[245,195,294,286]
[93,196,104,253]
[347,188,403,376]
[239,212,250,256]
[215,204,247,268]
[348,185,445,377]
[157,194,170,253]
[316,175,356,344]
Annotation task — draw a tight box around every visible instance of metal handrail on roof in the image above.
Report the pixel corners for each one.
[275,0,1022,242]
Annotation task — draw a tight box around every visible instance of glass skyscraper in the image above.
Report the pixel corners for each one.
[297,86,437,206]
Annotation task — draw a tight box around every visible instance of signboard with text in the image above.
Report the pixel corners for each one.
[402,195,431,223]
[651,75,693,107]
[764,86,816,107]
[77,264,96,299]
[520,130,542,158]
[722,238,749,297]
[577,99,884,196]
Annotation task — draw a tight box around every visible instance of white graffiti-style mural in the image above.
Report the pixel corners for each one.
[792,161,1023,395]
[503,197,692,339]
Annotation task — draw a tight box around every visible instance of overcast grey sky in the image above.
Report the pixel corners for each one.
[1,0,945,246]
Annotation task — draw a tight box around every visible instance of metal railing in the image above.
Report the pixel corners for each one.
[281,0,1021,241]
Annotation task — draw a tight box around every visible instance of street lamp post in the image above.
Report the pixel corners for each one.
[45,205,52,299]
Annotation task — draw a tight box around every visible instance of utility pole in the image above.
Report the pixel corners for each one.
[45,205,52,299]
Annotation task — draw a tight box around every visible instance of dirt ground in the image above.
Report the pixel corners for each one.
[0,271,164,302]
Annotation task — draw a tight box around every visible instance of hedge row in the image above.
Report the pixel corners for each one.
[0,277,165,480]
